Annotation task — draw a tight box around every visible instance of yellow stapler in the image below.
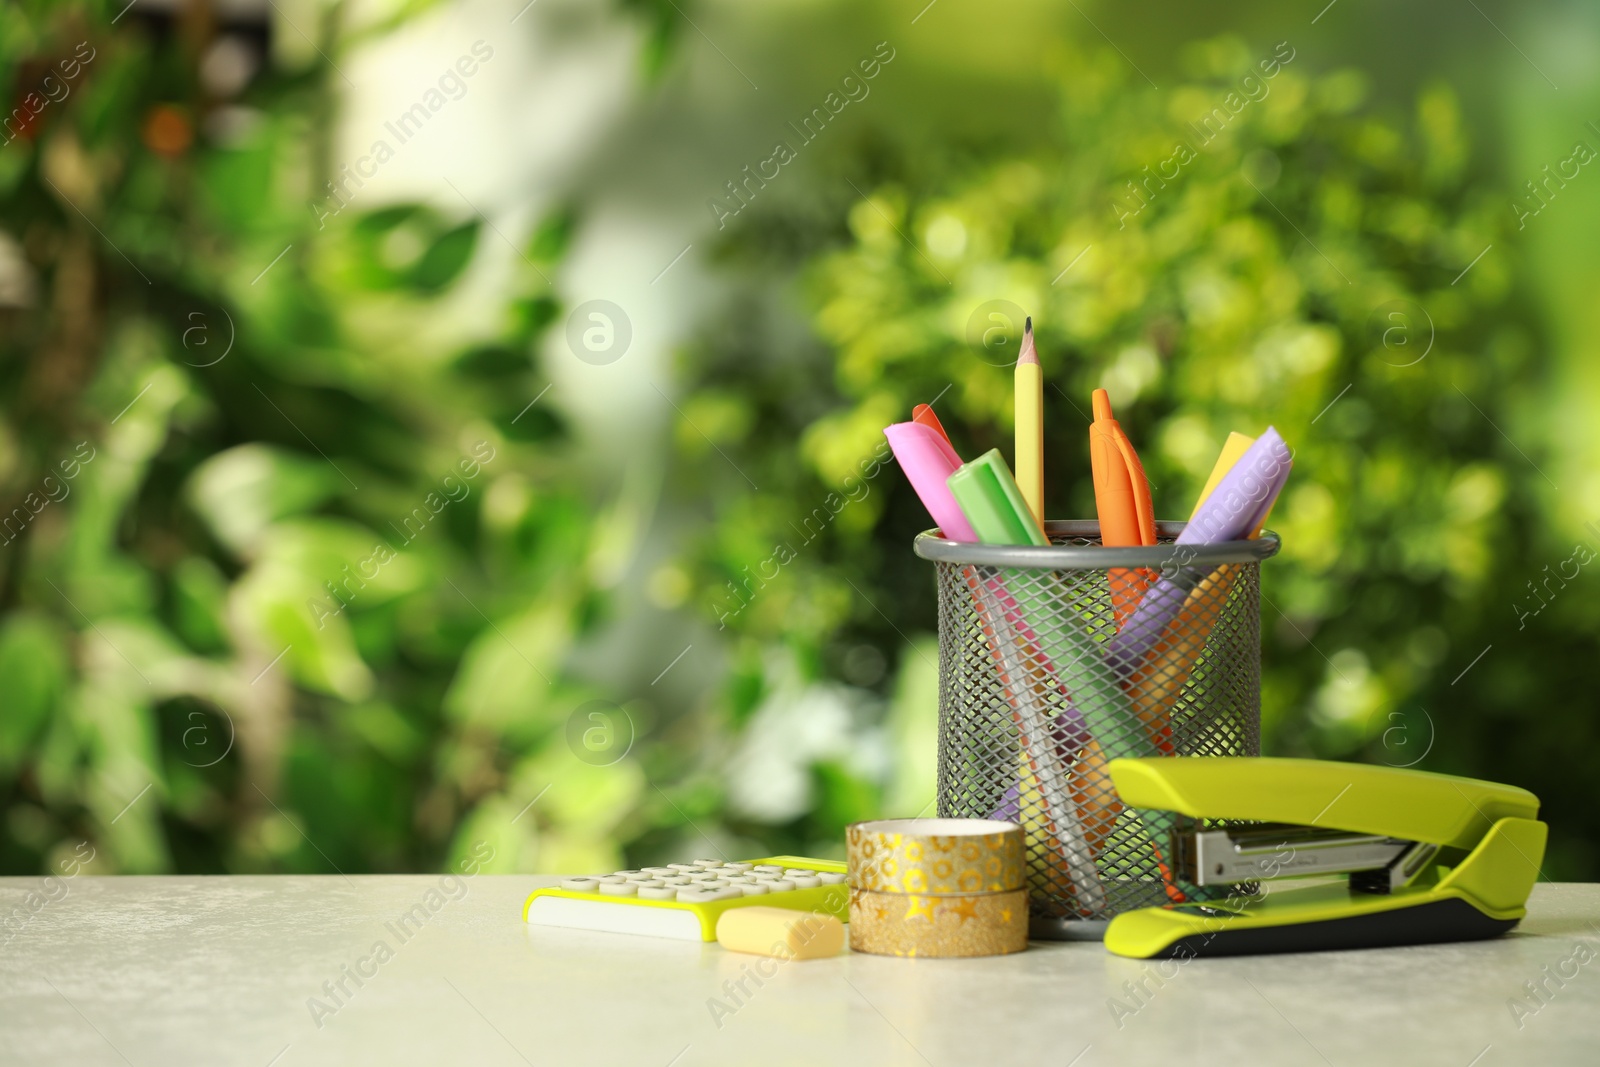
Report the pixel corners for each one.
[1104,758,1547,958]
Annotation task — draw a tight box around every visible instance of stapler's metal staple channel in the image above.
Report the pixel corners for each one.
[923,521,1274,925]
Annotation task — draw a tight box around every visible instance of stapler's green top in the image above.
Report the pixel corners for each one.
[1108,758,1539,850]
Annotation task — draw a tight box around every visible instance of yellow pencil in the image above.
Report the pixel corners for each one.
[1014,316,1044,529]
[1189,431,1255,521]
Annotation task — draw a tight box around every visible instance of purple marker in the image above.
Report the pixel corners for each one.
[1106,427,1292,677]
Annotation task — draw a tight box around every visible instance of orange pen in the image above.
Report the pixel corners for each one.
[1065,392,1159,890]
[1088,388,1157,629]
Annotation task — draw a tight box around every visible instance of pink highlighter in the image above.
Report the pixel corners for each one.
[883,422,977,543]
[883,416,1090,769]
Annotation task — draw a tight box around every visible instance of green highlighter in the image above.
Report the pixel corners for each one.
[946,448,1051,547]
[947,449,1106,912]
[945,449,1152,762]
[1103,758,1547,958]
[947,451,1176,911]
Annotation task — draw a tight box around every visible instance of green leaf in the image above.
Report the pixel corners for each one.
[454,344,528,383]
[409,220,480,294]
[169,557,229,653]
[186,444,344,556]
[527,209,576,262]
[0,613,68,774]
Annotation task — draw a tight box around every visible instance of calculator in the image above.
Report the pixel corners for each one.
[523,856,850,942]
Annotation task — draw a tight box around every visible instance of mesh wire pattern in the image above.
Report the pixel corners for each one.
[920,521,1274,922]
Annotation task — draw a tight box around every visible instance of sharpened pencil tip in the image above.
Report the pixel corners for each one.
[1016,318,1039,366]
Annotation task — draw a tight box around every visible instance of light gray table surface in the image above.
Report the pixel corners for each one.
[1,876,1596,1066]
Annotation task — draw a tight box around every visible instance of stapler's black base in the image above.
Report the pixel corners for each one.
[1155,897,1520,958]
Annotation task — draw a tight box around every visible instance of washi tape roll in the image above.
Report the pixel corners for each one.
[847,818,1024,895]
[848,887,1028,958]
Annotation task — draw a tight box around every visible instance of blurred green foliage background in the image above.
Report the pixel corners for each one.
[2,0,1597,882]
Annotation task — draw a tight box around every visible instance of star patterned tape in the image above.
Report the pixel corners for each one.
[847,818,1025,895]
[848,886,1029,958]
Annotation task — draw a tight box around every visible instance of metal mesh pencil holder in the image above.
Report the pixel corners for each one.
[914,520,1280,938]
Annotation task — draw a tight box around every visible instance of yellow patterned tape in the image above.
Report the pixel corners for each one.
[848,887,1029,958]
[847,818,1024,894]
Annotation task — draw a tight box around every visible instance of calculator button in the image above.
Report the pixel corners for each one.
[723,862,754,872]
[637,885,678,900]
[597,876,628,885]
[765,879,795,893]
[734,883,770,896]
[598,882,638,897]
[753,865,785,874]
[660,877,693,886]
[817,872,846,885]
[560,878,601,891]
[642,867,677,876]
[668,863,700,873]
[621,871,656,882]
[782,869,814,879]
[787,874,821,889]
[678,888,741,904]
[692,859,721,868]
[685,871,718,882]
